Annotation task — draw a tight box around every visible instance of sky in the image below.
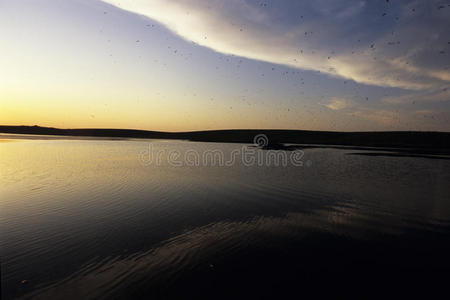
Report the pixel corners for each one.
[0,0,449,131]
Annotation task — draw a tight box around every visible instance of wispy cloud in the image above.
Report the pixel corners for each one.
[323,98,352,110]
[101,0,450,90]
[382,88,450,104]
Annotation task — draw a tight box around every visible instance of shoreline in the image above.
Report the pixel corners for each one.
[1,125,450,155]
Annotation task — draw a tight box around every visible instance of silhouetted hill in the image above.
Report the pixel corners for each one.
[1,125,449,154]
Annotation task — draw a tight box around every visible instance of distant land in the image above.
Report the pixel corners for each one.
[1,125,450,155]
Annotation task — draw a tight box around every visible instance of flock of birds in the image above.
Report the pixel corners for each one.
[93,1,449,129]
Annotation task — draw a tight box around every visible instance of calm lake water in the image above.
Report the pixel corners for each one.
[1,135,450,299]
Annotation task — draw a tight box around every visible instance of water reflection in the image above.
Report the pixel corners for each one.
[1,136,450,299]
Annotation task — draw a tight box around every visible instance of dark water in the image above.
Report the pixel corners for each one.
[1,136,450,299]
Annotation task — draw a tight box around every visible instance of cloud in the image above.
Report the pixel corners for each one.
[382,88,450,104]
[357,108,450,131]
[101,0,450,90]
[323,98,352,110]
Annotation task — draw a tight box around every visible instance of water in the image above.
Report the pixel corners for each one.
[1,135,450,299]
